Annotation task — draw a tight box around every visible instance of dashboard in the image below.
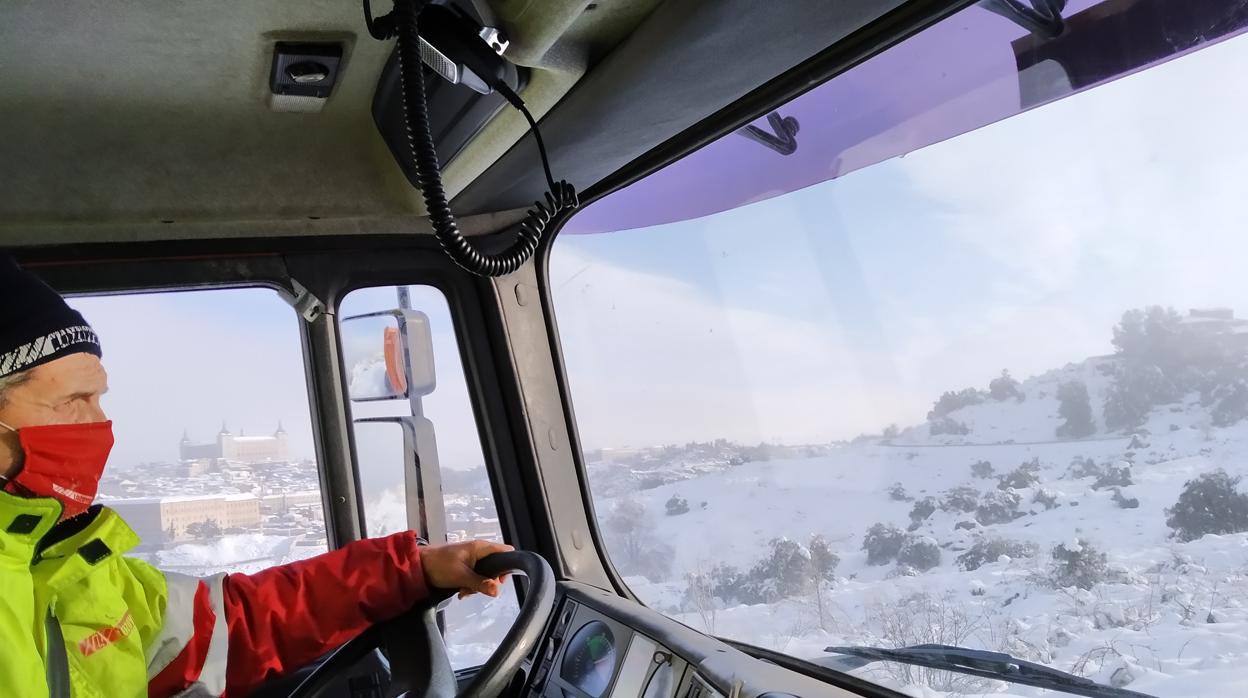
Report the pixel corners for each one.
[523,582,884,698]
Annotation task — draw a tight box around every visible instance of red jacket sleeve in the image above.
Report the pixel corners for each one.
[220,531,428,697]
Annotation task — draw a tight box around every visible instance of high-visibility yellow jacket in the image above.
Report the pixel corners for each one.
[0,490,428,697]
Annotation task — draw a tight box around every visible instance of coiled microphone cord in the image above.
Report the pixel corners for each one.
[373,0,579,277]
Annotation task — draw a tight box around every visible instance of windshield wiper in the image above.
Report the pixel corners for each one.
[819,644,1156,698]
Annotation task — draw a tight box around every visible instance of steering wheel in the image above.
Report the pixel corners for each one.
[289,551,556,698]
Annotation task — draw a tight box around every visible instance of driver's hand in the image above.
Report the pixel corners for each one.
[420,540,514,598]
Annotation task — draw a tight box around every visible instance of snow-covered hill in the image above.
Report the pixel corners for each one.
[593,351,1248,697]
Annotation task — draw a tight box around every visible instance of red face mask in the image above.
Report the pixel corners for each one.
[0,420,114,519]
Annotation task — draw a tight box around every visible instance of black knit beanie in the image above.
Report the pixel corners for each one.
[0,255,101,379]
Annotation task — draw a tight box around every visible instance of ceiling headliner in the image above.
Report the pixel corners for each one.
[0,0,922,250]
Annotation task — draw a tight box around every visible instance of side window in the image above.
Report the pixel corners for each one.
[74,288,328,576]
[339,285,519,670]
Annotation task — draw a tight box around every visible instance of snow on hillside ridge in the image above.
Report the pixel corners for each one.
[592,347,1248,697]
[891,356,1119,446]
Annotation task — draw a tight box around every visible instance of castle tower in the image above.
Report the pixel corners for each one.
[274,421,289,460]
[217,422,235,460]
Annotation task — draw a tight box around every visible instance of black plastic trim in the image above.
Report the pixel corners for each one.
[557,582,909,698]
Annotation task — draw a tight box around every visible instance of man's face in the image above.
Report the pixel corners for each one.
[0,353,110,477]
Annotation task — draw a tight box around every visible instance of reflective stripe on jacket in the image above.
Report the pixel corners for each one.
[0,490,428,697]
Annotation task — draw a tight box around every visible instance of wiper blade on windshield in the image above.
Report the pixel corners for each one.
[819,644,1156,698]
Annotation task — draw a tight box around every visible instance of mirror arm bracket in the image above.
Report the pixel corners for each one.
[279,278,329,323]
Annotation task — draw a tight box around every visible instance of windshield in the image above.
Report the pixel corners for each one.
[550,1,1248,696]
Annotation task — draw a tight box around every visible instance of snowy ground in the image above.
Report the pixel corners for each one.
[131,533,323,575]
[602,362,1248,697]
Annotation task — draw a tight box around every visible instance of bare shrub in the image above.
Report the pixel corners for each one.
[603,499,674,582]
[862,593,993,694]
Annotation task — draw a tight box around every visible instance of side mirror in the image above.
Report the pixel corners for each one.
[341,310,436,402]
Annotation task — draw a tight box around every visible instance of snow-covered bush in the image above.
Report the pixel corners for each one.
[186,519,222,540]
[976,490,1021,525]
[929,416,970,436]
[1068,456,1100,479]
[1056,381,1096,438]
[908,497,937,529]
[897,536,941,572]
[1104,363,1176,431]
[665,495,690,516]
[1049,539,1108,590]
[1212,383,1248,427]
[989,370,1024,402]
[862,523,906,566]
[940,486,980,514]
[1165,470,1248,542]
[971,460,994,479]
[1093,462,1133,490]
[1032,488,1059,511]
[997,458,1041,490]
[1111,488,1140,509]
[1111,306,1184,367]
[928,387,985,420]
[887,481,911,502]
[956,537,1037,571]
[732,536,839,603]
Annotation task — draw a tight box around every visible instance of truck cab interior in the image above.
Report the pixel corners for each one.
[5,1,1248,697]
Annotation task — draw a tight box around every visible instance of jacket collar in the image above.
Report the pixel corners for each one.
[0,489,62,564]
[0,491,140,590]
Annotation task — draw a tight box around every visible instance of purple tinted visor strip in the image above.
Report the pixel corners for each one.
[564,0,1248,236]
